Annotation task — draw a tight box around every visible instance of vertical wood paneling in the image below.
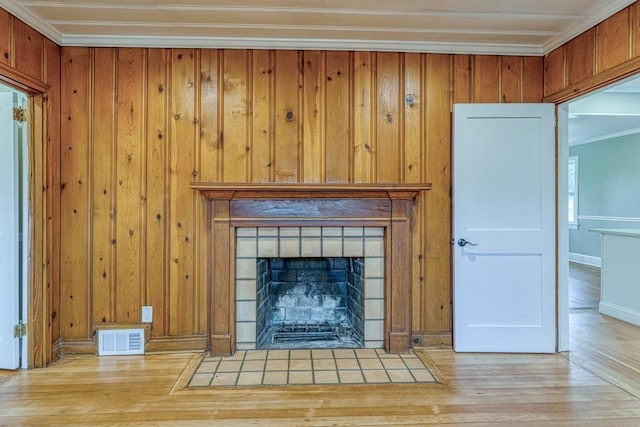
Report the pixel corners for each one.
[199,49,221,182]
[353,52,374,183]
[596,8,630,73]
[12,18,43,81]
[544,47,565,97]
[251,50,274,182]
[500,56,521,102]
[60,47,90,340]
[424,54,452,334]
[222,50,249,183]
[632,3,640,58]
[375,52,401,183]
[274,50,300,182]
[169,49,197,335]
[115,48,145,322]
[453,55,472,103]
[45,39,61,347]
[91,48,116,325]
[473,55,500,102]
[522,56,544,102]
[0,9,10,66]
[302,51,324,183]
[567,29,595,86]
[146,48,169,334]
[325,51,351,183]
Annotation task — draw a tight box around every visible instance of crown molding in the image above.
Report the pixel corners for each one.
[542,0,636,54]
[569,126,640,146]
[0,0,62,43]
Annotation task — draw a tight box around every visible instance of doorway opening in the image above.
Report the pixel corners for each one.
[0,82,29,370]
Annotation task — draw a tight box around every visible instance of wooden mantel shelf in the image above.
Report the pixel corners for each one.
[191,182,432,200]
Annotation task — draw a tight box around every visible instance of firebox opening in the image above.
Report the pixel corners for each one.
[256,257,365,349]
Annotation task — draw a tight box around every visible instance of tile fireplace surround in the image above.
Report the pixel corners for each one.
[191,183,431,356]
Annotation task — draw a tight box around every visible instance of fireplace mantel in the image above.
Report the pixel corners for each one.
[192,182,431,355]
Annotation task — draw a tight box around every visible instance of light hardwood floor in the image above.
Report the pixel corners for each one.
[2,264,640,426]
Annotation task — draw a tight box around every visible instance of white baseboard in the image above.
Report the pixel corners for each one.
[569,252,601,267]
[599,302,640,327]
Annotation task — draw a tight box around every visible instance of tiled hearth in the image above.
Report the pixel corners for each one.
[188,349,437,387]
[235,226,385,350]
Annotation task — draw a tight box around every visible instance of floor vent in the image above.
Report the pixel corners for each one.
[97,328,145,356]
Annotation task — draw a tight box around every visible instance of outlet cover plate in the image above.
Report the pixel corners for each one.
[141,306,153,323]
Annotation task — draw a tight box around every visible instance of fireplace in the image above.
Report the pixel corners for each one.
[191,183,430,355]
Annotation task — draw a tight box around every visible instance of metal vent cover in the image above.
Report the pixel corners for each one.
[97,328,144,356]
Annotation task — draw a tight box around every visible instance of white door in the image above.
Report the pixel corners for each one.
[453,103,556,353]
[0,91,20,369]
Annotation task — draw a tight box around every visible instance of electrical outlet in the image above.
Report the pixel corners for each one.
[141,306,153,323]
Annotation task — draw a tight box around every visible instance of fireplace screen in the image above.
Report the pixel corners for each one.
[256,257,365,349]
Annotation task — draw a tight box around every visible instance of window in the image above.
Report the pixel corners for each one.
[568,156,579,228]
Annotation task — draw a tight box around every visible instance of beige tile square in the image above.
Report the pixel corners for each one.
[387,369,415,383]
[401,356,427,369]
[241,360,266,372]
[258,227,278,236]
[189,373,213,387]
[290,349,311,359]
[380,357,407,369]
[245,350,268,360]
[322,227,342,237]
[236,258,257,280]
[312,349,333,359]
[410,369,436,382]
[289,371,313,384]
[258,237,278,257]
[336,358,359,370]
[313,370,339,384]
[267,350,290,360]
[211,372,238,386]
[365,299,383,320]
[301,227,322,236]
[343,227,364,237]
[217,360,242,373]
[236,300,257,322]
[365,227,384,237]
[364,279,384,299]
[235,322,256,343]
[289,359,312,371]
[358,358,383,370]
[365,320,384,341]
[375,349,395,358]
[322,238,342,257]
[236,237,257,257]
[364,258,384,279]
[364,237,384,257]
[237,371,264,386]
[197,360,219,373]
[343,237,364,257]
[301,237,321,257]
[280,238,300,257]
[236,227,257,237]
[333,349,355,359]
[236,279,257,300]
[355,348,378,359]
[262,371,288,385]
[363,369,390,383]
[265,359,289,371]
[279,227,300,237]
[338,370,364,384]
[313,359,337,370]
[226,351,246,361]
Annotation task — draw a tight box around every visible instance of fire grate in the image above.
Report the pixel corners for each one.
[272,321,345,343]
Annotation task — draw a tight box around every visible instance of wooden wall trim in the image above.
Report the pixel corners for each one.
[0,61,47,93]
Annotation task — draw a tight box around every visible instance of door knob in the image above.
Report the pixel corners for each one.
[457,238,478,247]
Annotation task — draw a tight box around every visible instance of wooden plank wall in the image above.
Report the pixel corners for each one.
[58,47,543,350]
[544,2,640,101]
[0,9,61,367]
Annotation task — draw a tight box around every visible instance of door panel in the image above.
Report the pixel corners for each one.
[453,103,556,353]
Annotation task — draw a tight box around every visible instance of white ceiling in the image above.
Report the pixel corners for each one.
[0,0,636,55]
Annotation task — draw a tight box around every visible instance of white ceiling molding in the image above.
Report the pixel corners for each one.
[0,0,637,55]
[569,127,640,146]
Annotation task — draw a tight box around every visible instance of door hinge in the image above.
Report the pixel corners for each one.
[13,106,27,123]
[14,321,27,339]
